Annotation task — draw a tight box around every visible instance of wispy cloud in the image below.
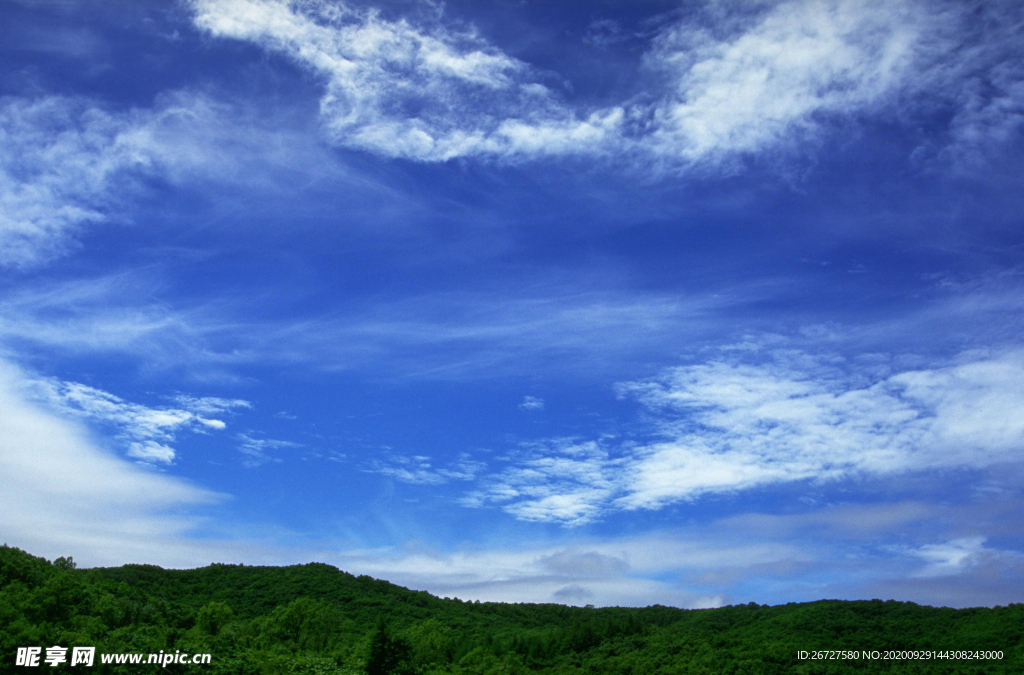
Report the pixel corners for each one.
[0,271,256,377]
[930,2,1024,169]
[0,95,146,267]
[266,289,745,379]
[0,89,372,269]
[189,0,1024,170]
[333,497,1024,606]
[172,394,252,417]
[640,0,942,169]
[466,343,1024,524]
[236,433,301,468]
[0,92,240,268]
[903,537,991,579]
[3,348,1018,606]
[190,0,621,163]
[22,375,246,465]
[1,272,745,379]
[462,439,619,526]
[718,501,934,539]
[365,452,484,486]
[325,531,792,607]
[0,358,224,564]
[518,395,544,411]
[7,266,1024,387]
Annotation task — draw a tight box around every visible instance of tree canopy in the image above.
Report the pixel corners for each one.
[1,545,1020,674]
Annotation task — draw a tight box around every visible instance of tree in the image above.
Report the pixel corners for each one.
[196,600,234,637]
[53,556,77,570]
[365,621,414,675]
[407,618,454,667]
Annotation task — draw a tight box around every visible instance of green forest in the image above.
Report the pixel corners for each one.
[1,545,1021,674]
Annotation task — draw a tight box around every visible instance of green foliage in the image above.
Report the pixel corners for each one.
[53,556,77,571]
[366,622,414,675]
[407,618,454,668]
[196,601,234,636]
[1,544,1021,674]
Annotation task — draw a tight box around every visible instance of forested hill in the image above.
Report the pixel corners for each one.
[1,545,1021,674]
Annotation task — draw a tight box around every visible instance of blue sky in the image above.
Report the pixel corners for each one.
[2,0,1024,609]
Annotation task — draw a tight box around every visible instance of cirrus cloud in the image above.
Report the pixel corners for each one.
[188,0,1024,171]
[21,375,247,465]
[466,345,1024,524]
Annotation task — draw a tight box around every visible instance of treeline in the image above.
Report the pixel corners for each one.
[1,545,1022,674]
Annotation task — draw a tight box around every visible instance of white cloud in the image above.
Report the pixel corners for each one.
[931,2,1024,168]
[365,452,484,485]
[188,0,1024,174]
[0,93,238,268]
[22,375,242,465]
[463,439,619,526]
[272,289,734,378]
[0,89,368,269]
[325,528,812,607]
[620,347,1024,502]
[0,271,755,380]
[189,0,1024,171]
[538,549,629,577]
[468,346,1024,524]
[190,0,621,163]
[518,395,544,411]
[127,441,178,464]
[0,96,146,267]
[641,0,941,168]
[0,2,1016,278]
[904,537,989,578]
[172,394,252,416]
[0,358,227,566]
[236,433,301,467]
[2,352,1018,607]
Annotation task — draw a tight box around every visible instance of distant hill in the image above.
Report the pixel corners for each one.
[1,544,1021,673]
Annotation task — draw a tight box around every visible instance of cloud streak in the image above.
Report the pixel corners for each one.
[22,374,247,465]
[235,433,301,468]
[0,93,238,268]
[3,348,1018,607]
[467,344,1024,524]
[189,0,1024,170]
[519,396,544,411]
[0,88,374,269]
[191,0,622,162]
[364,452,484,486]
[323,500,1023,608]
[0,358,226,564]
[462,440,619,526]
[1,272,749,379]
[640,0,940,168]
[0,96,147,267]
